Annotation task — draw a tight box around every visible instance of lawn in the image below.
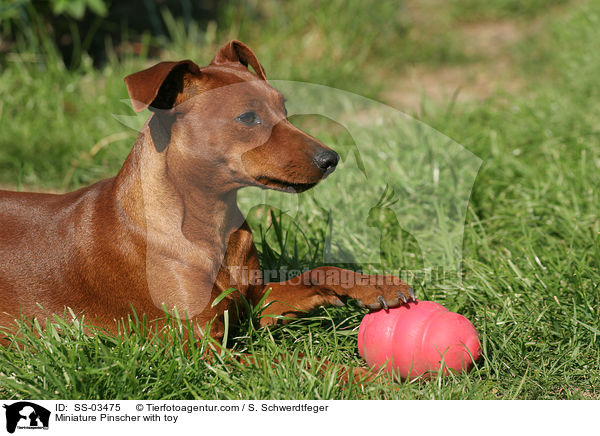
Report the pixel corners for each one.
[0,0,599,399]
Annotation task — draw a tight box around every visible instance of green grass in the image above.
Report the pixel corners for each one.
[448,0,569,21]
[1,0,600,399]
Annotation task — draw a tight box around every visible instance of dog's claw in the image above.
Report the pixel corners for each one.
[332,296,345,307]
[377,295,389,311]
[408,287,415,301]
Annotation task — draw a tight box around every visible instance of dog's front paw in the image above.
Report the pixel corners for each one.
[349,274,415,311]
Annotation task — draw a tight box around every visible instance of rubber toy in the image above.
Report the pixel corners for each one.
[358,301,481,379]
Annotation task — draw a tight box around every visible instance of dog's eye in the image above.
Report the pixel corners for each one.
[236,111,262,126]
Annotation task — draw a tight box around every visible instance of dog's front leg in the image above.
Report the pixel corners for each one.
[257,266,414,326]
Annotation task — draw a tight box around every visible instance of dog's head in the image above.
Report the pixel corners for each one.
[124,40,338,193]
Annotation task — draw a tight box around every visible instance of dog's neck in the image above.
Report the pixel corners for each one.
[113,124,244,252]
[109,124,246,316]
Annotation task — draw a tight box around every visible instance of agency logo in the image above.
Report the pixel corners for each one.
[2,402,50,434]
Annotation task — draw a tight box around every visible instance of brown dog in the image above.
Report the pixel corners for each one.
[0,40,413,345]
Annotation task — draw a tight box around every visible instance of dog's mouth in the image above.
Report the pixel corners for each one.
[253,176,318,193]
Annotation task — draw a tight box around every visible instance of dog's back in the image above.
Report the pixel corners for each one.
[0,180,148,329]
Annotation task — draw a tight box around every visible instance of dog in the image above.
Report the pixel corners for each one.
[0,40,414,347]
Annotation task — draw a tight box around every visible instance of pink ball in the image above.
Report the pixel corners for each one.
[357,300,481,379]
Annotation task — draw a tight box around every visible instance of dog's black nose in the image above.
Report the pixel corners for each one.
[313,149,340,173]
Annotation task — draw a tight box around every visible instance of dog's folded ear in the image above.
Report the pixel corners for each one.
[125,60,201,112]
[211,40,267,80]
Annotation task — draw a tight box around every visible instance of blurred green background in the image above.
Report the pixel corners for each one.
[0,0,577,190]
